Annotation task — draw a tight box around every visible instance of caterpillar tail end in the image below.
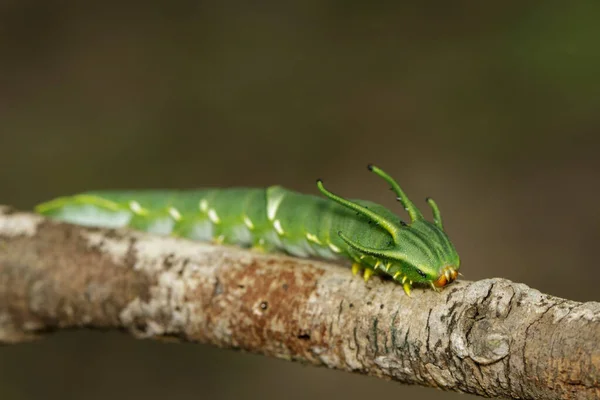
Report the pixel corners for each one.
[33,194,132,228]
[35,196,70,215]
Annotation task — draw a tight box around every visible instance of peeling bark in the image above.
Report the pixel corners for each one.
[0,206,598,399]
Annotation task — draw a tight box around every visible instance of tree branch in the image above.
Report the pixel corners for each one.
[0,206,598,399]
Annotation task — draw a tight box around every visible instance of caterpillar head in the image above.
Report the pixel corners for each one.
[317,165,460,295]
[379,217,461,289]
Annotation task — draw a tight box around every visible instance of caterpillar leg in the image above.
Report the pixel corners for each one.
[403,282,412,297]
[351,262,375,282]
[392,271,413,297]
[213,235,226,245]
[364,260,387,281]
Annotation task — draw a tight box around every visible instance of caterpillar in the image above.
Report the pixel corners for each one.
[35,165,460,296]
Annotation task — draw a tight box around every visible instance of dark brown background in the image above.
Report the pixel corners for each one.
[1,2,599,399]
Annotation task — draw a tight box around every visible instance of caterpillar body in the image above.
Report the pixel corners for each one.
[35,165,460,296]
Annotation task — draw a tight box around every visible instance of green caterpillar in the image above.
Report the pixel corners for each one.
[35,165,460,296]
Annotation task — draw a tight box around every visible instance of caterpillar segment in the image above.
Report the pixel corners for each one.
[35,165,460,295]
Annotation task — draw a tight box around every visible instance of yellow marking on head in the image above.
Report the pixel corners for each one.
[273,219,284,235]
[243,215,255,230]
[199,199,209,213]
[208,209,220,224]
[168,207,182,221]
[306,233,322,245]
[328,243,341,253]
[363,268,373,282]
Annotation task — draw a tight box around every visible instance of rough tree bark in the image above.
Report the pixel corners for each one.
[0,206,598,399]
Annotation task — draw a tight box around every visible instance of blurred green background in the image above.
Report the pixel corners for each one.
[1,2,599,399]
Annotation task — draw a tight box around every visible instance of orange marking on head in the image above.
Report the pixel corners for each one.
[433,274,448,288]
[434,266,458,288]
